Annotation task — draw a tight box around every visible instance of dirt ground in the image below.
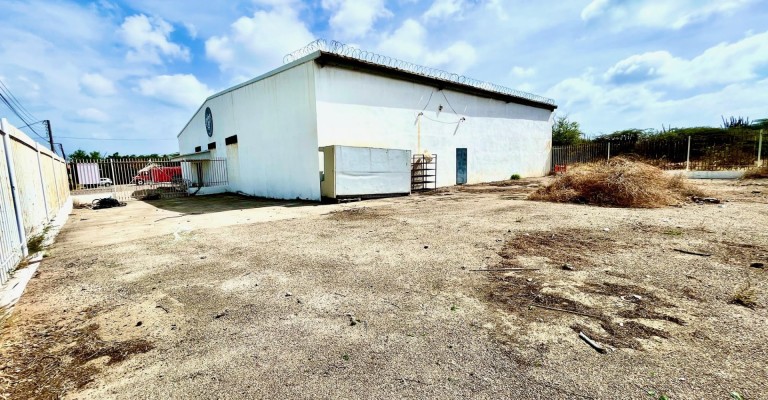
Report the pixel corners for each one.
[1,180,767,399]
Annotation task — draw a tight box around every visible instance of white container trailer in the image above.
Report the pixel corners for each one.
[320,145,411,199]
[76,163,101,187]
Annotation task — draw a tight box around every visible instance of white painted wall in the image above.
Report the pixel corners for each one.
[314,66,553,186]
[178,62,320,200]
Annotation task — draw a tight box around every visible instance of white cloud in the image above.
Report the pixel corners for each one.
[137,74,214,109]
[377,19,477,74]
[322,0,392,39]
[205,7,314,78]
[423,0,466,21]
[510,66,536,78]
[581,0,753,30]
[547,31,768,134]
[605,31,768,88]
[80,73,116,96]
[548,73,768,134]
[183,22,198,39]
[76,107,110,122]
[119,14,190,64]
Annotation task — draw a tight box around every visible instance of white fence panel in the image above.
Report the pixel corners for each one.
[0,135,22,285]
[0,118,70,285]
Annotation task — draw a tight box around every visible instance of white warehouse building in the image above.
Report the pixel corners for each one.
[177,41,557,201]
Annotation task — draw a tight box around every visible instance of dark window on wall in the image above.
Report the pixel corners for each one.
[195,146,202,152]
[225,135,238,145]
[208,142,217,150]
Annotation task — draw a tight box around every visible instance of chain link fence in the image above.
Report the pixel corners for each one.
[552,131,765,172]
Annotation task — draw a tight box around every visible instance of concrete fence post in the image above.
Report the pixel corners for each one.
[1,118,28,256]
[686,135,692,171]
[50,154,61,208]
[35,142,50,221]
[607,141,611,160]
[758,130,763,167]
[109,158,117,198]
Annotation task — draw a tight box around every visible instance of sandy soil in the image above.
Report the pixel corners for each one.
[1,180,767,399]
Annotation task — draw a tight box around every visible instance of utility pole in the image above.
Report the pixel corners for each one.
[44,119,54,153]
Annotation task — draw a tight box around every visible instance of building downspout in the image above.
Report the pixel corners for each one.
[1,118,29,256]
[416,112,423,154]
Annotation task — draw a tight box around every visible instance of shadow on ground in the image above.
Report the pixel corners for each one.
[143,193,319,215]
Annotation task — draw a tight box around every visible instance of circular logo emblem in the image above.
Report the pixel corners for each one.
[204,107,213,137]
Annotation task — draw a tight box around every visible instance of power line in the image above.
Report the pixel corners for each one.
[18,120,46,129]
[0,80,38,122]
[0,91,46,141]
[0,78,46,141]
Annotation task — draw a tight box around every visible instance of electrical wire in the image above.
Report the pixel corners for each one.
[421,114,464,124]
[0,78,47,141]
[440,90,459,115]
[420,90,434,112]
[18,120,46,129]
[0,91,46,140]
[0,79,38,122]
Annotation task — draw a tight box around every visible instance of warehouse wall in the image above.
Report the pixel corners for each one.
[177,62,320,200]
[314,65,553,186]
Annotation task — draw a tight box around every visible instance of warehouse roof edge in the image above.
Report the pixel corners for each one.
[178,47,557,137]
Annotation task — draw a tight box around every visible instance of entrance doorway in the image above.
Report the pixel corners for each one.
[456,148,467,184]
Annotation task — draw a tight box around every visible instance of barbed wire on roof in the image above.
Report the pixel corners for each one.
[283,39,555,106]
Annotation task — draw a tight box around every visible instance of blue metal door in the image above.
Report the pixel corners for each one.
[456,148,467,184]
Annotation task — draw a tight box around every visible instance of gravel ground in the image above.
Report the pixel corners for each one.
[1,180,766,400]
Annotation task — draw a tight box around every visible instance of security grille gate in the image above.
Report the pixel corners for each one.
[411,154,437,191]
[67,158,227,201]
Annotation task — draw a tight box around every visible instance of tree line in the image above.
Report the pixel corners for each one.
[553,115,768,146]
[68,150,181,160]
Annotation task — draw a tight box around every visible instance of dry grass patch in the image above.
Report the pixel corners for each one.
[487,231,686,351]
[498,228,618,267]
[326,207,391,221]
[731,282,758,309]
[530,157,705,208]
[0,311,153,399]
[743,166,768,179]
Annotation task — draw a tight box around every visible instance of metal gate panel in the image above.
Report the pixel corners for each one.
[67,158,227,201]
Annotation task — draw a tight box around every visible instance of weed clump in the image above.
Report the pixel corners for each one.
[743,166,768,179]
[27,233,46,254]
[529,157,705,208]
[731,282,757,309]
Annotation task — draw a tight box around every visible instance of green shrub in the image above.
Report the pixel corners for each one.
[510,174,521,180]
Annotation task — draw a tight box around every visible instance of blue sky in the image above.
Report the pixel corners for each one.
[0,0,767,156]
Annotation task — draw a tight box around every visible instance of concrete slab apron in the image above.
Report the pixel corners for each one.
[0,198,72,321]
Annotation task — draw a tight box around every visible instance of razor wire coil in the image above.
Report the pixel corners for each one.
[284,39,555,106]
